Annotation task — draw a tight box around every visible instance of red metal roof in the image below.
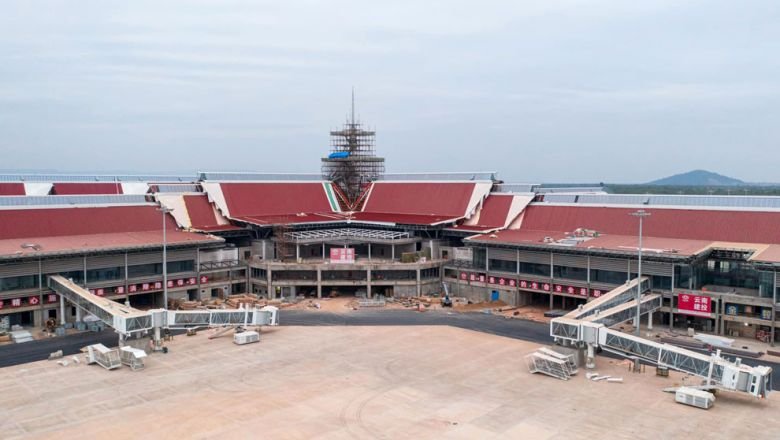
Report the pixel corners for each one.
[0,230,218,259]
[363,182,476,217]
[347,212,462,226]
[469,229,711,257]
[52,183,123,195]
[751,245,780,264]
[0,183,25,196]
[0,206,177,240]
[182,195,240,232]
[452,194,520,232]
[0,205,219,257]
[518,205,780,244]
[220,183,333,218]
[235,213,349,227]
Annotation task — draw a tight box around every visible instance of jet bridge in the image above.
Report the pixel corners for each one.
[550,278,772,398]
[49,275,154,335]
[48,275,278,340]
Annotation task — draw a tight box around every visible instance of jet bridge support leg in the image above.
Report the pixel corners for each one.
[153,326,163,352]
[586,344,596,369]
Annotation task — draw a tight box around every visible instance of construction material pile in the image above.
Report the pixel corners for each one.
[170,294,269,311]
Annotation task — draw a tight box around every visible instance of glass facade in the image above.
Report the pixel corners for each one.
[591,269,626,285]
[518,262,549,277]
[697,259,760,291]
[674,265,692,289]
[127,260,195,278]
[553,265,588,281]
[473,248,486,269]
[489,258,517,273]
[87,267,124,283]
[0,275,39,292]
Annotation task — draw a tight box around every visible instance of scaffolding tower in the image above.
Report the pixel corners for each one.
[322,91,385,210]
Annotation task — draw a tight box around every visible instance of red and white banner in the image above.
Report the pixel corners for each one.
[678,293,712,317]
[28,296,40,305]
[47,294,58,303]
[554,284,589,297]
[330,248,355,264]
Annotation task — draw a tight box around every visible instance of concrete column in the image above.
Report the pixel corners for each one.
[59,294,65,325]
[391,244,395,261]
[772,272,777,347]
[771,306,776,347]
[550,252,555,310]
[368,243,371,261]
[720,298,726,336]
[296,244,300,261]
[367,267,372,298]
[37,258,43,329]
[316,268,322,299]
[416,268,421,297]
[714,299,720,335]
[669,265,675,330]
[648,311,653,330]
[267,268,274,299]
[322,243,325,260]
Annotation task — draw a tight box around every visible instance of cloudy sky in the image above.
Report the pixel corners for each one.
[1,1,778,183]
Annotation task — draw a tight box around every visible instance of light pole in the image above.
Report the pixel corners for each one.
[158,206,174,309]
[630,209,651,337]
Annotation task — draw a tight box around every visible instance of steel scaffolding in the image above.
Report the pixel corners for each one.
[321,92,385,209]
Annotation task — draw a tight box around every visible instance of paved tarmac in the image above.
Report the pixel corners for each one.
[1,309,777,390]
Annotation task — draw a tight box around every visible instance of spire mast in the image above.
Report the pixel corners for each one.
[351,87,355,125]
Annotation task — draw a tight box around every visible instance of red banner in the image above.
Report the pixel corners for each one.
[554,284,589,297]
[330,248,355,264]
[29,296,40,305]
[678,293,712,317]
[47,294,58,303]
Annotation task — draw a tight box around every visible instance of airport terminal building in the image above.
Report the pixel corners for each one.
[1,120,779,344]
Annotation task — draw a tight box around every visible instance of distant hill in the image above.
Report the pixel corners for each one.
[648,170,744,186]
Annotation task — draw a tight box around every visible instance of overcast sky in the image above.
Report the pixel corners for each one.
[1,1,779,183]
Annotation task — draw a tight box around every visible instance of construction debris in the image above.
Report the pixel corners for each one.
[10,330,33,344]
[48,350,64,360]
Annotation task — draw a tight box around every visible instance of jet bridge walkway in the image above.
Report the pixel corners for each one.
[549,277,773,398]
[48,275,279,339]
[49,275,154,335]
